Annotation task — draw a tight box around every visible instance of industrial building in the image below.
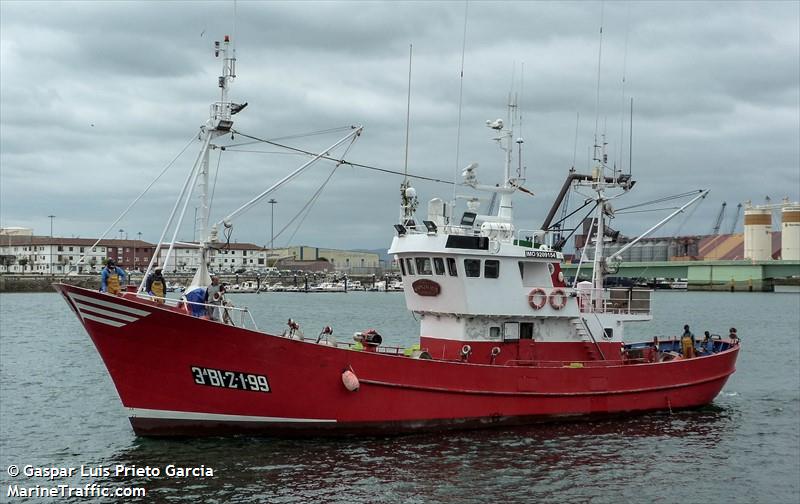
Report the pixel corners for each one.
[269,246,380,274]
[575,198,799,263]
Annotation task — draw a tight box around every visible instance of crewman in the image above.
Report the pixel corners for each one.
[183,287,208,318]
[100,259,127,295]
[681,324,696,358]
[145,266,168,304]
[206,275,225,320]
[729,327,739,345]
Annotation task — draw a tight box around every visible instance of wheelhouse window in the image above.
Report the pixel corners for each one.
[433,257,445,275]
[405,258,415,275]
[488,326,501,339]
[485,260,500,278]
[415,257,432,275]
[399,259,406,276]
[447,258,458,276]
[464,259,481,277]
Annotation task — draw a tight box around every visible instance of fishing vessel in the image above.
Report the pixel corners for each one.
[54,35,739,437]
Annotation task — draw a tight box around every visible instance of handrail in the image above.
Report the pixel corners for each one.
[128,292,258,329]
[580,315,607,360]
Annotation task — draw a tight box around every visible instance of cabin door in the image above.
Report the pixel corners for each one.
[518,322,535,361]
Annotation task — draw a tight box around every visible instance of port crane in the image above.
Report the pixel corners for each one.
[728,203,742,234]
[711,201,727,235]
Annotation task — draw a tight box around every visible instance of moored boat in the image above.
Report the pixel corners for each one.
[55,34,739,437]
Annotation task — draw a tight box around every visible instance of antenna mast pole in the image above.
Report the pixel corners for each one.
[400,44,417,224]
[403,44,412,184]
[452,1,469,220]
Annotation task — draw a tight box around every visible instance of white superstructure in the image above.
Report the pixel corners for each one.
[388,99,656,359]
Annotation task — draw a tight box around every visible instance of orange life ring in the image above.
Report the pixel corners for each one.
[549,288,568,310]
[528,288,547,310]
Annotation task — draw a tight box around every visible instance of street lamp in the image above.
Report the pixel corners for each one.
[268,199,278,251]
[48,215,55,274]
[136,231,142,271]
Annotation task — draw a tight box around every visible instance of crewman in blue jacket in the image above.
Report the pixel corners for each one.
[100,260,127,295]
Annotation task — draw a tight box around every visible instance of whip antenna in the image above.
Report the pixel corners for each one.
[617,3,630,175]
[453,0,469,214]
[403,44,412,182]
[592,1,605,171]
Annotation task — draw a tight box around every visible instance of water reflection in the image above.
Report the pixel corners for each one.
[98,407,734,503]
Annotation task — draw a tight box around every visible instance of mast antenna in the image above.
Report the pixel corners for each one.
[629,97,633,176]
[232,0,237,56]
[452,0,469,216]
[403,44,412,182]
[518,62,525,180]
[592,1,605,172]
[572,112,580,169]
[617,2,630,175]
[399,44,418,224]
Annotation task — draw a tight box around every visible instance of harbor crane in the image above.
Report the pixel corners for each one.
[728,202,742,234]
[711,201,727,235]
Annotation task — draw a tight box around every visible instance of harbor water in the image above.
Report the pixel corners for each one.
[1,291,798,503]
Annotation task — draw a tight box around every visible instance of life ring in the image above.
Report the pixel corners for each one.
[527,288,547,310]
[549,288,568,310]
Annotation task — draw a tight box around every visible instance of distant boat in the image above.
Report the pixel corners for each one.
[227,281,259,293]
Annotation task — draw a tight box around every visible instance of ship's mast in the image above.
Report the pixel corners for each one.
[185,35,237,290]
[203,35,237,242]
[590,135,608,303]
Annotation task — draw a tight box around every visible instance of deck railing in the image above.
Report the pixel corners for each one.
[578,287,652,315]
[124,291,259,329]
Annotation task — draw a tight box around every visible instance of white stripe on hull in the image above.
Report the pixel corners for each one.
[66,292,151,328]
[81,313,128,328]
[68,292,152,316]
[127,407,336,424]
[74,302,140,322]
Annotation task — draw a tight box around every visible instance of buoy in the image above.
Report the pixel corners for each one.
[342,368,359,392]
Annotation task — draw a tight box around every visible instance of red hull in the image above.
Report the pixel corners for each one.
[55,284,739,437]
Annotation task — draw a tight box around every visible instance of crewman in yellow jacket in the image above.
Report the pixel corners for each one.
[146,267,168,303]
[680,324,696,358]
[100,260,127,295]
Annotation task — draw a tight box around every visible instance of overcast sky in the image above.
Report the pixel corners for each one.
[1,1,798,251]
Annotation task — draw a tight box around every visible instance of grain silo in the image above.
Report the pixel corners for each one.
[744,202,772,261]
[781,200,800,260]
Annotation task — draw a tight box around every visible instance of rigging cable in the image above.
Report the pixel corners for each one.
[275,134,361,246]
[61,133,198,280]
[228,129,456,185]
[615,190,702,212]
[671,195,705,238]
[615,206,681,215]
[225,126,356,148]
[208,147,224,222]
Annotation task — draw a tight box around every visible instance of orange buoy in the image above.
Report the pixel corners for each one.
[342,368,359,392]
